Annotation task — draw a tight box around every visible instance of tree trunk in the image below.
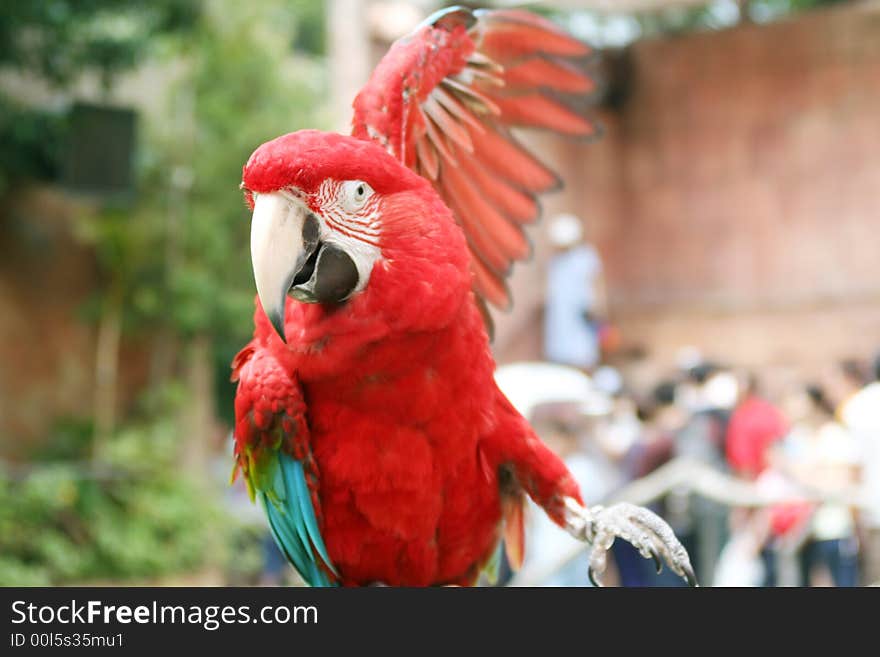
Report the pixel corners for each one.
[92,287,122,461]
[180,333,215,480]
[327,0,371,130]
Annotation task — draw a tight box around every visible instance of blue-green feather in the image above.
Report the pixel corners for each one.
[262,493,311,579]
[288,459,336,573]
[261,452,337,587]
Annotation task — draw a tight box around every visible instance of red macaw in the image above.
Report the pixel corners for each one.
[232,6,695,587]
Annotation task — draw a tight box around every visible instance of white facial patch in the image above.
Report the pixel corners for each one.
[295,180,384,298]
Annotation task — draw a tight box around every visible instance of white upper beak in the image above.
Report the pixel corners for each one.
[250,192,312,342]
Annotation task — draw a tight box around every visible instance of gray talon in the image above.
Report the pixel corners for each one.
[563,497,695,588]
[650,548,662,574]
[683,565,698,587]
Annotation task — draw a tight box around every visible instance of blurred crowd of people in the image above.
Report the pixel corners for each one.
[514,350,880,587]
[517,214,880,587]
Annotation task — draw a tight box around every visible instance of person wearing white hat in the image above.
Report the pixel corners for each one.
[544,213,607,371]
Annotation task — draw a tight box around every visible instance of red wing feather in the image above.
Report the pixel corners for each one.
[488,93,598,136]
[456,153,540,225]
[467,123,560,193]
[502,57,596,95]
[441,156,531,265]
[470,247,512,311]
[441,182,512,277]
[479,10,591,60]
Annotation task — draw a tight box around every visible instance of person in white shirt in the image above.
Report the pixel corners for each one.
[543,214,607,371]
[839,353,880,585]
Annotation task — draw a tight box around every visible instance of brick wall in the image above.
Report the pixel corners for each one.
[502,3,880,380]
[0,187,150,455]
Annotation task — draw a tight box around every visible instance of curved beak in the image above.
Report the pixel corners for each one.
[250,192,319,343]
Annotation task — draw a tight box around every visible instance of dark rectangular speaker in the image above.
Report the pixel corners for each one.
[62,102,137,199]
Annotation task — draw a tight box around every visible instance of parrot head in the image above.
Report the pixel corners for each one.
[242,130,469,342]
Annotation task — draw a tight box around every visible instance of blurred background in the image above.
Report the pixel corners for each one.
[1,0,878,586]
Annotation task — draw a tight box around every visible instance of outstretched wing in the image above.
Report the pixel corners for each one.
[231,342,338,586]
[352,6,598,315]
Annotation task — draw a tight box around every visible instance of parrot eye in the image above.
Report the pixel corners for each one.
[340,180,373,213]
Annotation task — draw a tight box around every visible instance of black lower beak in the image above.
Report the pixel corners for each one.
[290,243,359,307]
[312,244,359,304]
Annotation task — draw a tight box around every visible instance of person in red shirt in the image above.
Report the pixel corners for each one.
[726,376,789,479]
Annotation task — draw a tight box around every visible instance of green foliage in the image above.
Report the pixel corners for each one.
[289,0,327,56]
[663,0,852,33]
[747,0,851,22]
[0,378,279,586]
[223,525,272,586]
[0,0,199,88]
[0,98,67,195]
[27,418,95,462]
[0,1,201,190]
[0,1,327,584]
[552,0,853,47]
[0,404,220,586]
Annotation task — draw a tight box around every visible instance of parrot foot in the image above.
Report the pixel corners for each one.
[563,498,697,587]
